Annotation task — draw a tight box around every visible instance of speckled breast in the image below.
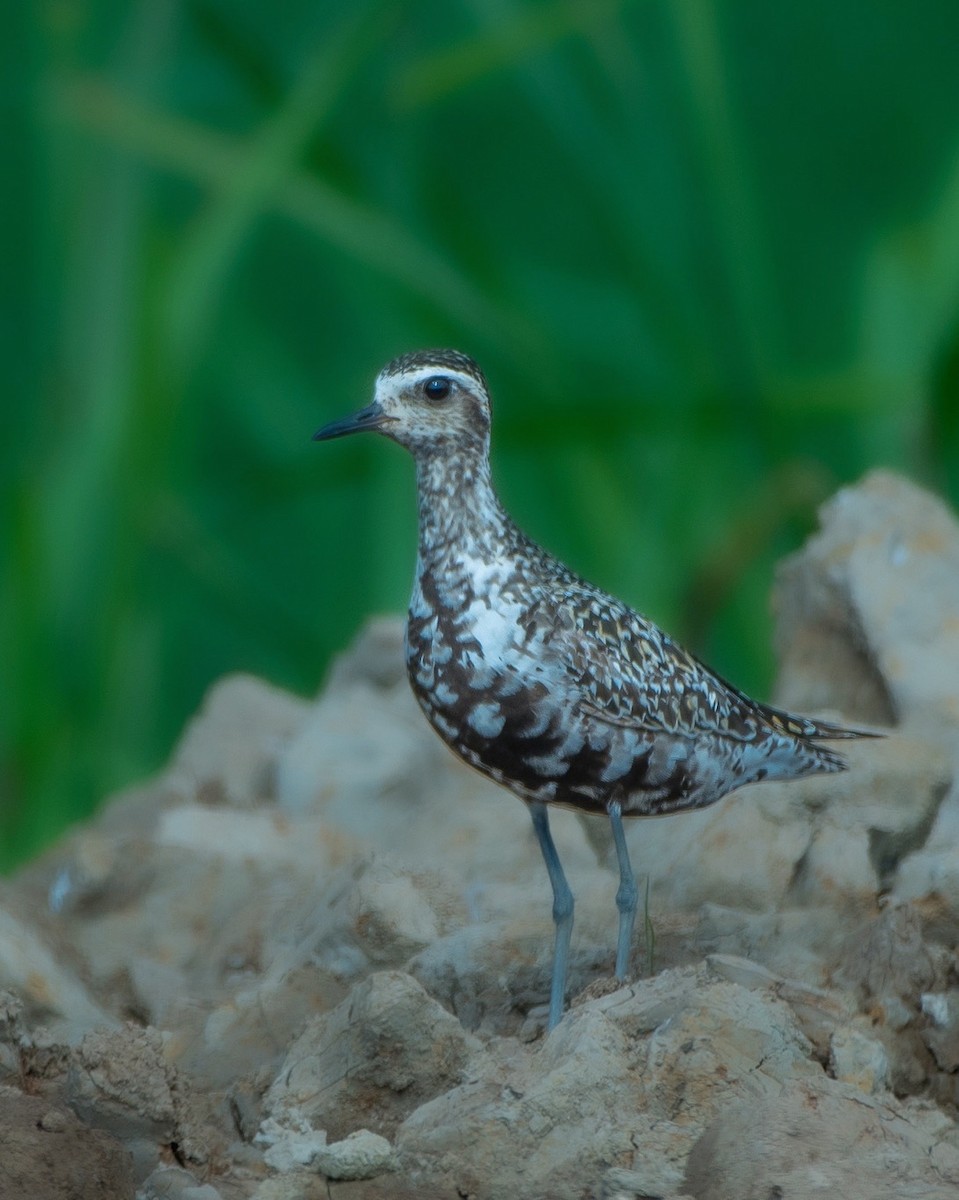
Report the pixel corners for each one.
[404,596,688,814]
[404,588,772,818]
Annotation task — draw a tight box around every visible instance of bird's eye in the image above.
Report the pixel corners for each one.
[423,376,452,402]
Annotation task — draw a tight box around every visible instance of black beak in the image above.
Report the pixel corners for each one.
[313,401,391,441]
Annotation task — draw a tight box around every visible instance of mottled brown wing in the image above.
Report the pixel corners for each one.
[545,587,770,740]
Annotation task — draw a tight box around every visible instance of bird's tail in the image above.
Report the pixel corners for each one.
[758,704,883,743]
[760,712,874,777]
[694,651,883,747]
[807,742,851,774]
[760,702,882,776]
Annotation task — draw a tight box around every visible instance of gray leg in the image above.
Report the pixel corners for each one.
[608,800,638,979]
[529,802,574,1032]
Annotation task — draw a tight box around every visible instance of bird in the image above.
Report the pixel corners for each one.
[313,349,876,1032]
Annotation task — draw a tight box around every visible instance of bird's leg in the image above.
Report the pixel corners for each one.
[608,800,638,979]
[529,801,574,1032]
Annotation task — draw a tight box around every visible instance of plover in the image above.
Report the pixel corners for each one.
[314,349,874,1031]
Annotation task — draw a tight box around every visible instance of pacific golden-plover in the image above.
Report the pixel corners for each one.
[314,349,874,1031]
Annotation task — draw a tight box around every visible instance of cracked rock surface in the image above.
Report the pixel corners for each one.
[2,470,959,1199]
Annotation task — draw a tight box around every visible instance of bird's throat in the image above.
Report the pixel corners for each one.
[414,451,510,564]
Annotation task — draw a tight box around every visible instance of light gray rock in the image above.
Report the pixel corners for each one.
[829,1024,890,1093]
[782,734,951,902]
[836,899,950,1003]
[249,1174,329,1200]
[257,1113,329,1172]
[395,1004,644,1200]
[621,730,950,929]
[0,902,116,1037]
[705,954,855,1057]
[893,782,959,918]
[321,857,444,965]
[128,956,190,1029]
[277,666,441,820]
[136,1171,225,1200]
[168,673,309,809]
[67,808,362,1041]
[921,990,959,1073]
[600,1168,680,1199]
[409,903,615,1034]
[45,829,133,915]
[314,1129,394,1180]
[4,475,959,1199]
[773,468,959,735]
[136,1166,224,1199]
[684,1081,959,1200]
[394,969,821,1200]
[620,785,811,917]
[66,838,266,995]
[693,903,846,984]
[172,855,456,1087]
[256,1113,396,1180]
[67,1025,178,1142]
[181,958,347,1089]
[265,971,480,1140]
[0,988,26,1081]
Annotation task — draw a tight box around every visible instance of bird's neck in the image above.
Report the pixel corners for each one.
[413,448,513,569]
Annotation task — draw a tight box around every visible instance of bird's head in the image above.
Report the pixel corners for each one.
[314,350,492,457]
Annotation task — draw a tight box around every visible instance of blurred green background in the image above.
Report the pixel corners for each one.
[5,0,959,871]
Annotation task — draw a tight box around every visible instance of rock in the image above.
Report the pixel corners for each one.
[921,990,959,1072]
[393,969,821,1200]
[323,857,443,965]
[705,954,854,1057]
[17,1024,72,1083]
[893,784,959,920]
[0,901,116,1036]
[395,1006,642,1200]
[249,1174,329,1200]
[256,1113,328,1172]
[829,1024,890,1093]
[169,856,454,1089]
[46,830,131,915]
[314,1129,394,1180]
[168,673,310,809]
[324,615,409,690]
[620,783,810,916]
[277,666,440,820]
[65,837,264,997]
[0,989,26,1081]
[783,735,951,903]
[599,1168,677,1199]
[66,807,360,1048]
[684,1080,959,1200]
[0,1086,134,1199]
[95,960,307,1096]
[4,475,959,1198]
[183,957,347,1088]
[837,899,950,1003]
[136,1165,224,1198]
[621,730,950,928]
[265,971,480,1139]
[128,955,190,1028]
[694,904,846,985]
[67,1025,178,1142]
[773,468,959,734]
